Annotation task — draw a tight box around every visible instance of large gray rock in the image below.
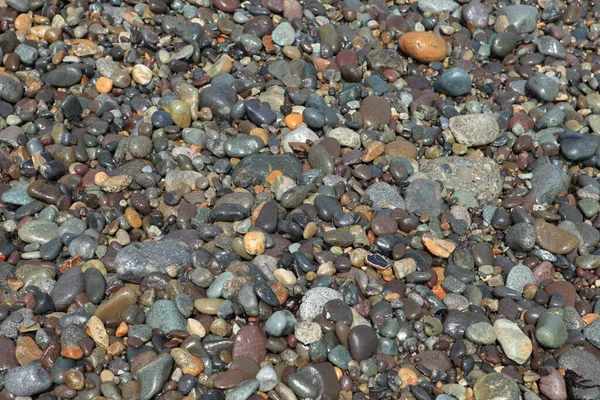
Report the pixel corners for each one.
[5,365,52,396]
[530,157,570,204]
[115,240,192,283]
[232,154,303,188]
[199,82,238,121]
[449,114,500,146]
[420,156,502,201]
[404,179,442,217]
[0,71,23,103]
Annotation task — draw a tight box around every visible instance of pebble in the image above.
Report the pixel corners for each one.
[4,364,52,396]
[398,31,447,63]
[434,67,472,97]
[493,319,532,364]
[449,114,500,146]
[114,240,191,282]
[420,157,502,200]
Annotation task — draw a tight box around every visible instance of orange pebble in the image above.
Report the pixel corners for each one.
[284,113,303,129]
[267,170,283,185]
[124,207,142,229]
[432,284,446,300]
[96,76,113,94]
[250,127,269,145]
[116,321,129,337]
[583,313,599,326]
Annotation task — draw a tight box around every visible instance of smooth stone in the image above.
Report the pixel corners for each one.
[199,83,238,121]
[50,266,84,311]
[537,36,566,59]
[41,65,83,87]
[505,223,536,252]
[147,300,186,334]
[560,132,599,162]
[265,310,296,337]
[536,312,568,348]
[502,5,539,33]
[465,322,496,345]
[558,348,600,382]
[534,219,580,255]
[272,21,295,46]
[527,73,559,102]
[420,156,502,200]
[584,319,600,349]
[232,325,267,363]
[505,264,535,293]
[232,154,303,188]
[226,379,260,400]
[2,184,34,205]
[0,72,24,103]
[256,365,278,392]
[95,286,137,322]
[449,114,500,146]
[530,157,570,204]
[473,373,520,400]
[282,125,319,152]
[326,127,361,149]
[114,240,191,283]
[4,364,52,396]
[224,135,264,158]
[287,373,318,398]
[347,325,378,361]
[404,179,442,217]
[364,182,405,210]
[308,144,334,175]
[136,353,173,400]
[296,362,341,399]
[418,0,458,12]
[493,318,532,364]
[18,219,59,244]
[434,67,472,97]
[360,95,391,129]
[398,31,447,63]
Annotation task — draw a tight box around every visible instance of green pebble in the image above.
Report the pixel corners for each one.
[423,316,443,337]
[309,341,328,363]
[377,337,398,356]
[535,312,568,349]
[379,319,401,338]
[578,198,600,218]
[327,345,352,370]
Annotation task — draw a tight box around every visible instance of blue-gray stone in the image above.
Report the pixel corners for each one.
[114,240,192,283]
[1,184,34,205]
[434,67,472,97]
[146,300,186,334]
[5,364,52,396]
[265,310,297,336]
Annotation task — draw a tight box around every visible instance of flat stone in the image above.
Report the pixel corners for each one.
[114,240,191,283]
[4,364,52,396]
[364,182,405,210]
[473,373,520,400]
[232,325,267,363]
[18,219,59,244]
[505,264,535,293]
[420,156,502,200]
[534,218,580,255]
[493,318,532,364]
[146,300,186,334]
[95,287,137,322]
[449,114,500,146]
